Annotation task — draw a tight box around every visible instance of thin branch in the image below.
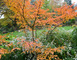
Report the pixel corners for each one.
[32,0,41,27]
[50,23,63,33]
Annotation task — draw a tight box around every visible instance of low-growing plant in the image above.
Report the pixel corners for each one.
[71,27,77,51]
[0,38,66,60]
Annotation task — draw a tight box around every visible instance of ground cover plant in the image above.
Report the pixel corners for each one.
[0,26,77,60]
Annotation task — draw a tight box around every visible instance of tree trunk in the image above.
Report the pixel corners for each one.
[35,28,37,38]
[24,28,27,39]
[75,17,77,25]
[32,28,35,41]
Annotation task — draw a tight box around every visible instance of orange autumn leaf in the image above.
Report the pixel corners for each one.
[11,47,20,52]
[0,54,1,59]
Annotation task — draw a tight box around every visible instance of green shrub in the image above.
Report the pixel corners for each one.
[1,49,37,60]
[1,41,76,60]
[72,27,77,40]
[54,48,76,60]
[1,47,71,60]
[45,29,72,47]
[71,27,77,51]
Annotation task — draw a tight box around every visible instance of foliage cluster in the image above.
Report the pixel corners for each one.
[0,36,65,60]
[0,35,8,46]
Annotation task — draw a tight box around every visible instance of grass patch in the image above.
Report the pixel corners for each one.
[0,26,73,40]
[57,26,73,30]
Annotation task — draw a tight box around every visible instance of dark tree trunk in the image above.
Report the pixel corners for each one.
[35,27,37,38]
[32,27,35,41]
[75,17,77,25]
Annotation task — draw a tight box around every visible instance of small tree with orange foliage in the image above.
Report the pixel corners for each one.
[4,0,77,41]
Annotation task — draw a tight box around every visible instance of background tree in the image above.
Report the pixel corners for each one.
[64,0,72,5]
[0,0,20,33]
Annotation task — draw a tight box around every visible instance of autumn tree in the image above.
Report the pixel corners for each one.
[4,0,77,41]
